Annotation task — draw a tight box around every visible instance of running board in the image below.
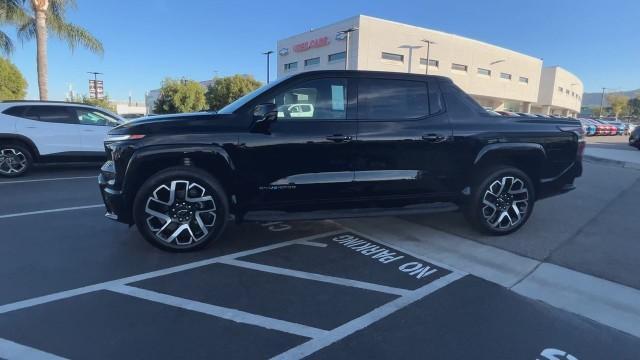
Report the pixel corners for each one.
[243,202,459,222]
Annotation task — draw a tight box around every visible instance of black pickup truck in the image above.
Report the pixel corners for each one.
[99,70,584,251]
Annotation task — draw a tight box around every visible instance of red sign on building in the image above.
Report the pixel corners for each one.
[293,36,330,53]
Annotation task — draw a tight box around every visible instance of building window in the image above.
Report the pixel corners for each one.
[558,86,563,93]
[477,68,491,76]
[284,62,298,71]
[566,89,570,95]
[500,72,512,80]
[451,63,468,72]
[328,52,346,62]
[519,77,529,84]
[381,52,404,63]
[304,57,320,67]
[420,58,439,68]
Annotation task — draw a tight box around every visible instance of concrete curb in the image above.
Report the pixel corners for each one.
[583,155,640,171]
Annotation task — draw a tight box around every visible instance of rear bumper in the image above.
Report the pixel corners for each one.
[538,161,582,200]
[98,162,131,224]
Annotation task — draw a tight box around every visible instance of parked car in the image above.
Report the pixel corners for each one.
[600,119,626,135]
[496,111,521,117]
[592,119,616,135]
[99,70,584,251]
[0,101,124,177]
[579,119,596,136]
[630,126,640,150]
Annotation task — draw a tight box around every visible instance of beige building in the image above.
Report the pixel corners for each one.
[277,15,582,117]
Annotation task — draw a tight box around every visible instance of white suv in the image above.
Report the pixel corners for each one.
[0,101,125,177]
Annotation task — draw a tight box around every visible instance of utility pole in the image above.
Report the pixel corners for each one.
[599,87,607,118]
[338,27,358,70]
[421,39,436,75]
[87,71,103,99]
[262,51,273,84]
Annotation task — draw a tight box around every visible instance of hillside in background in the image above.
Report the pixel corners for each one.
[582,89,640,107]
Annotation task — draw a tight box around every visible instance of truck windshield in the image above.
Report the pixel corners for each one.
[217,77,288,114]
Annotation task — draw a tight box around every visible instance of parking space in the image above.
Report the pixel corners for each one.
[1,165,640,359]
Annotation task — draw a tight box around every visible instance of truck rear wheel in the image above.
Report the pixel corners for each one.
[133,166,229,252]
[465,166,535,235]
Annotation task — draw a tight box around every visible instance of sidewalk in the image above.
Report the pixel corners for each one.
[584,147,640,170]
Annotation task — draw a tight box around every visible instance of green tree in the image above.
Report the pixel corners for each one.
[0,0,29,55]
[627,97,640,117]
[606,94,629,117]
[153,78,206,114]
[78,94,116,112]
[14,0,104,100]
[0,57,27,99]
[205,74,262,111]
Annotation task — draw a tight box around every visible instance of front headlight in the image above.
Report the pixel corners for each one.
[105,134,146,142]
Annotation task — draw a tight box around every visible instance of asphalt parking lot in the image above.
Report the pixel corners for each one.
[1,163,640,359]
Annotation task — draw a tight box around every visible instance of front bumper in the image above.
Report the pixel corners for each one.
[98,161,131,224]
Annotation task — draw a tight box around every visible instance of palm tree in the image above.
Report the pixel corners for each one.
[0,0,29,55]
[17,0,103,100]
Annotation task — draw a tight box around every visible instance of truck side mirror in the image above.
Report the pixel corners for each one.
[253,103,278,125]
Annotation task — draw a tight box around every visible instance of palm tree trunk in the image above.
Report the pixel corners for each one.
[33,1,49,100]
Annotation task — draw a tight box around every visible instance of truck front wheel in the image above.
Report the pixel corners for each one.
[133,166,229,252]
[465,166,535,235]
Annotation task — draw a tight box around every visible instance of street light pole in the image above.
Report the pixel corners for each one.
[262,51,273,84]
[599,87,606,118]
[338,27,358,70]
[421,39,435,75]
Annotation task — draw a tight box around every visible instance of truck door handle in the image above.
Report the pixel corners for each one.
[326,134,352,142]
[422,134,447,143]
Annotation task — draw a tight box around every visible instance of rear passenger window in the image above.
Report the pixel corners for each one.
[23,106,77,124]
[2,106,28,117]
[358,79,429,120]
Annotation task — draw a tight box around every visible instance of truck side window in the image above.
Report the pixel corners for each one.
[358,79,429,120]
[270,78,347,120]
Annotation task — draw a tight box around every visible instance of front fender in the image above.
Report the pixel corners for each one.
[121,144,237,205]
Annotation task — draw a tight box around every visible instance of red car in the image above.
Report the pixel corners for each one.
[593,119,616,135]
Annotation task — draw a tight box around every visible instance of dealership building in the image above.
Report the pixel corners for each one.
[277,15,583,117]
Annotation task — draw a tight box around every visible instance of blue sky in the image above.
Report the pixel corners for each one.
[3,0,639,100]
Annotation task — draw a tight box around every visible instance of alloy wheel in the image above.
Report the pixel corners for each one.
[144,180,217,247]
[481,176,529,230]
[0,148,28,175]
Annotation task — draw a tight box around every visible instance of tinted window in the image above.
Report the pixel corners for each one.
[268,78,347,121]
[23,106,77,124]
[2,106,28,117]
[75,108,120,126]
[358,79,429,120]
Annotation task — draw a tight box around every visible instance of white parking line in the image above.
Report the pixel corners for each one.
[0,337,67,360]
[272,272,465,360]
[0,204,104,220]
[111,285,328,339]
[0,230,345,315]
[0,176,97,185]
[220,258,411,296]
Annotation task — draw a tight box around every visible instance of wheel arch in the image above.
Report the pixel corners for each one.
[472,143,546,192]
[0,133,40,160]
[121,145,237,219]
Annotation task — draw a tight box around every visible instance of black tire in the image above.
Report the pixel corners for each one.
[133,166,229,252]
[0,143,33,177]
[464,166,535,236]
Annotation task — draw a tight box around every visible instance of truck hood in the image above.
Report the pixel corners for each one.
[109,112,248,135]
